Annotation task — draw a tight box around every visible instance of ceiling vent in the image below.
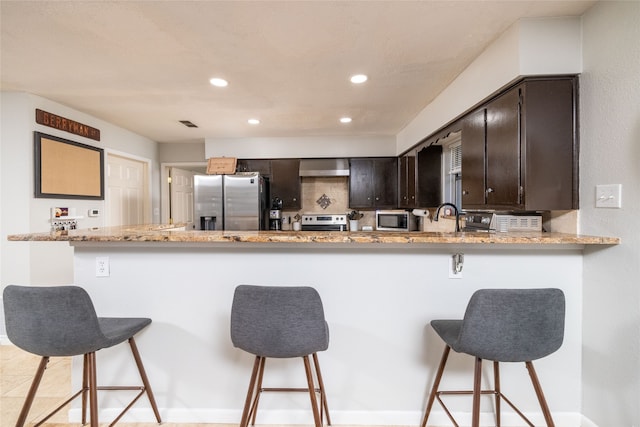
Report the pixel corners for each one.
[179,120,198,128]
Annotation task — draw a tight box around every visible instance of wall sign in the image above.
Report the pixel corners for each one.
[35,109,101,141]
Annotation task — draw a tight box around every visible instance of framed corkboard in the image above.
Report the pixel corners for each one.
[34,132,104,199]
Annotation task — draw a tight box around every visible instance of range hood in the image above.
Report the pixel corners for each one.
[299,158,350,177]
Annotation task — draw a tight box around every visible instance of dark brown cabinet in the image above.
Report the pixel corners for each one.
[236,158,301,209]
[349,157,398,209]
[398,153,416,208]
[236,159,271,176]
[269,159,301,209]
[461,76,578,210]
[416,144,442,207]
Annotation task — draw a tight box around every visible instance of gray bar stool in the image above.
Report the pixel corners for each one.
[3,285,161,427]
[421,288,565,427]
[230,285,331,427]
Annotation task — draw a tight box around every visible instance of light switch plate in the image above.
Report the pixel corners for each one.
[595,184,622,208]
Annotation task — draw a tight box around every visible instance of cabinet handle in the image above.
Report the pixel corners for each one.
[486,188,494,194]
[375,197,380,201]
[462,190,469,195]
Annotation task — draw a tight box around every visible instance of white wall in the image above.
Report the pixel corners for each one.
[72,243,585,426]
[205,135,396,159]
[579,2,640,426]
[396,17,583,154]
[0,92,160,288]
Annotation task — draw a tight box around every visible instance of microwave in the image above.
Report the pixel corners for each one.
[376,210,418,231]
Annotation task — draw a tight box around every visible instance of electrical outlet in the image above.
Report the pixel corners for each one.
[595,184,622,208]
[96,257,110,277]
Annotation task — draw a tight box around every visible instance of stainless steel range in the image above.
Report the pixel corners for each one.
[301,214,347,231]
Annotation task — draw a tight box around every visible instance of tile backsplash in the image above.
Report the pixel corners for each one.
[282,177,375,229]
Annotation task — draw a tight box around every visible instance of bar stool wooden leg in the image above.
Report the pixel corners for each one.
[87,352,99,427]
[526,361,556,427]
[494,361,501,427]
[15,356,49,427]
[240,356,262,427]
[420,345,451,427]
[303,355,322,427]
[128,337,162,423]
[471,357,482,427]
[249,356,267,425]
[312,353,331,425]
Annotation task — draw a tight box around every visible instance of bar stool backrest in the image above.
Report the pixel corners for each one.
[455,288,565,362]
[3,285,104,357]
[230,285,329,358]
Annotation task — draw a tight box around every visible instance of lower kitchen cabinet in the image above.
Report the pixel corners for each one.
[349,157,398,209]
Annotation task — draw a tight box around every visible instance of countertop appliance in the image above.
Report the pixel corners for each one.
[301,214,347,231]
[193,173,268,231]
[463,211,543,233]
[269,197,283,230]
[376,210,418,231]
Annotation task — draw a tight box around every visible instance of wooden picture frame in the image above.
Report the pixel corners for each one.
[34,132,104,199]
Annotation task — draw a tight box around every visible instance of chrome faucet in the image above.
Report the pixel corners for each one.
[434,203,461,232]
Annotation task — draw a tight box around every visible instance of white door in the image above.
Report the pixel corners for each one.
[106,154,148,226]
[169,167,195,229]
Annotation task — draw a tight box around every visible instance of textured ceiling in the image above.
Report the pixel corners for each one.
[0,1,595,143]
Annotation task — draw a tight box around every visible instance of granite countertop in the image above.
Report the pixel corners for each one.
[7,224,620,246]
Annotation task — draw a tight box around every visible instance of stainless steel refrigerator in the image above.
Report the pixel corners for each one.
[193,173,268,230]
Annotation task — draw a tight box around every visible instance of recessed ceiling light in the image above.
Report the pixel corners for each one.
[209,77,229,87]
[248,118,260,125]
[350,74,368,84]
[340,117,352,124]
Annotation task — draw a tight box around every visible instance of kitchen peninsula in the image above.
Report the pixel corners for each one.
[7,226,618,426]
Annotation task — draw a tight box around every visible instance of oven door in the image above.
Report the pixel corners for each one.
[301,224,346,231]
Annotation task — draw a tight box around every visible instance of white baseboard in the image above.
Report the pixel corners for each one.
[69,407,594,426]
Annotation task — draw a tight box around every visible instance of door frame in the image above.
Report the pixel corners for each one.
[160,162,207,224]
[106,150,152,226]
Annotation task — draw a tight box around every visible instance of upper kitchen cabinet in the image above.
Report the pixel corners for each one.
[461,76,578,211]
[398,152,416,208]
[236,159,271,176]
[349,157,398,209]
[269,159,301,209]
[416,144,442,207]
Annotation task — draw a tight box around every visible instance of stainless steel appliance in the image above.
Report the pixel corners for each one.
[301,214,347,231]
[463,211,542,233]
[269,197,283,230]
[193,173,268,231]
[376,210,418,231]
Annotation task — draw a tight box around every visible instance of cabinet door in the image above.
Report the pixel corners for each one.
[399,154,416,208]
[521,78,577,210]
[270,159,301,209]
[236,159,271,176]
[485,87,521,207]
[349,158,374,208]
[461,109,486,207]
[416,145,442,207]
[373,158,398,208]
